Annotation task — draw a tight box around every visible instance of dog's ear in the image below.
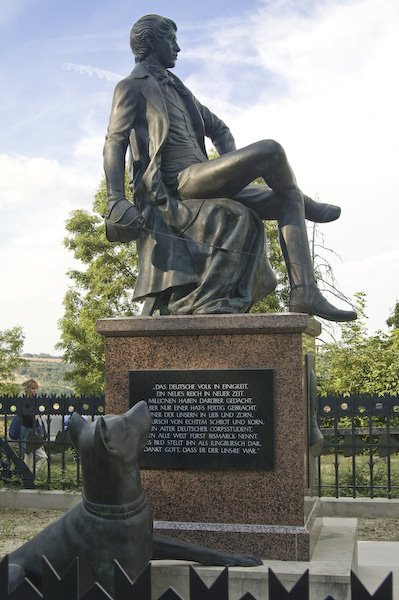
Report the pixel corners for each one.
[124,401,152,453]
[68,412,89,450]
[94,404,151,457]
[124,401,150,427]
[94,416,114,454]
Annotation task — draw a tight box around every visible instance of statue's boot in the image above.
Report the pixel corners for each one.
[279,192,357,322]
[289,281,357,322]
[303,195,341,223]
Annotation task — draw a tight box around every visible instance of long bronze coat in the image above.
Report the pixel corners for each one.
[104,62,275,309]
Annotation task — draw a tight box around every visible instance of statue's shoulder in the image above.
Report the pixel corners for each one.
[117,63,151,86]
[112,66,149,104]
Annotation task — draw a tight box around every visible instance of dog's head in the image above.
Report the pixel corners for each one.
[68,401,151,468]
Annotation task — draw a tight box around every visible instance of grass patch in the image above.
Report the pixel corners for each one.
[318,454,399,498]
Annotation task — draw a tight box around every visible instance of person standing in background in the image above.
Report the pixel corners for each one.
[19,379,47,473]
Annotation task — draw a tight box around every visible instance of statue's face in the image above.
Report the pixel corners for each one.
[152,27,180,68]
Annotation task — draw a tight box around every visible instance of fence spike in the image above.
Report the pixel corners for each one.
[0,554,9,599]
[351,571,393,600]
[239,593,258,600]
[8,577,42,600]
[189,566,228,600]
[113,561,151,600]
[2,554,41,600]
[80,582,113,600]
[157,590,184,600]
[269,568,309,600]
[42,555,79,600]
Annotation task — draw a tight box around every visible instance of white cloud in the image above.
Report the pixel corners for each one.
[0,152,101,353]
[72,134,105,167]
[333,249,399,334]
[184,0,399,315]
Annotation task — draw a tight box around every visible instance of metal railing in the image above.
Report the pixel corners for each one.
[317,395,399,498]
[0,395,105,489]
[0,558,393,600]
[1,394,399,498]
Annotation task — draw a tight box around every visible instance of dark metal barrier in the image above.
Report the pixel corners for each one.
[0,396,105,489]
[317,395,399,498]
[2,394,399,498]
[0,557,393,600]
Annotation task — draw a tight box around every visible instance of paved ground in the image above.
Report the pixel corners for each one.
[357,542,399,599]
[1,509,398,598]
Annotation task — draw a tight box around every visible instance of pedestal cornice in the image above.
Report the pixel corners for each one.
[96,313,321,338]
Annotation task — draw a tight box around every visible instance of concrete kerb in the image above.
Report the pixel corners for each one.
[0,488,81,511]
[317,497,399,519]
[1,490,398,518]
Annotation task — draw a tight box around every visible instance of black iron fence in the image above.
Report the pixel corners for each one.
[317,395,399,498]
[1,394,399,498]
[0,558,393,600]
[0,396,105,489]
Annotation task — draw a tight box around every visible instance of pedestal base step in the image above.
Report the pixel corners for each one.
[151,518,358,600]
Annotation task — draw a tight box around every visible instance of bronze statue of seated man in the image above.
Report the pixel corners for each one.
[103,14,356,322]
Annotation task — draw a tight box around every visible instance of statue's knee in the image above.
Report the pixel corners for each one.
[257,139,285,162]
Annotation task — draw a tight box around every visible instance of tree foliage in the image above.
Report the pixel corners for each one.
[0,326,24,395]
[56,179,140,395]
[15,358,73,396]
[317,292,399,396]
[387,300,399,329]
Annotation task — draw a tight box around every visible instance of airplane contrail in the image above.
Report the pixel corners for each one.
[63,63,122,83]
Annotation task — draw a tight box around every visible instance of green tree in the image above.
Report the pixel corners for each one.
[0,326,24,395]
[57,180,140,395]
[15,358,74,396]
[387,300,399,329]
[317,292,399,396]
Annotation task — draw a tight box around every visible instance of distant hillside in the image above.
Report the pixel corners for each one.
[14,355,74,396]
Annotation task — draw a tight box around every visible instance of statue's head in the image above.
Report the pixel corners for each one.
[130,14,179,67]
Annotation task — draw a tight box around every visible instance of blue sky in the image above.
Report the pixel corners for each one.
[1,0,398,353]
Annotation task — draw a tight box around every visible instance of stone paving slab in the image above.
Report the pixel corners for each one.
[357,542,399,599]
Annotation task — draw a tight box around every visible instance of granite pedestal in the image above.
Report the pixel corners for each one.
[97,313,321,561]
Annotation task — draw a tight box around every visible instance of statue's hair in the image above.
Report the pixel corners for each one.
[130,14,177,62]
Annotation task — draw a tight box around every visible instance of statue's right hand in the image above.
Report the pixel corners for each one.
[104,198,143,243]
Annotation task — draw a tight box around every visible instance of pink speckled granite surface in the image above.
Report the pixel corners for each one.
[97,313,321,559]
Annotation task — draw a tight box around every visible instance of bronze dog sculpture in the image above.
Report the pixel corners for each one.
[7,402,261,596]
